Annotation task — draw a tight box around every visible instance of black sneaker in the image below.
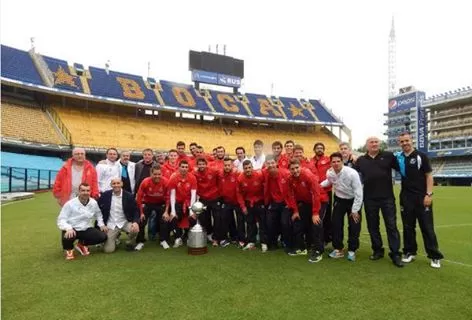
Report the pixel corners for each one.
[392,256,404,268]
[369,252,384,260]
[308,251,323,263]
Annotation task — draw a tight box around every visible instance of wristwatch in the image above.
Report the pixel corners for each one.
[426,192,433,197]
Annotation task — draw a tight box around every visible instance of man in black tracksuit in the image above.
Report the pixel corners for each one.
[355,137,403,267]
[395,132,444,268]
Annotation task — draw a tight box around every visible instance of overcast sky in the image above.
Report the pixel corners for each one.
[2,0,471,148]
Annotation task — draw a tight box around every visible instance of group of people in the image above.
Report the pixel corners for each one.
[54,133,444,268]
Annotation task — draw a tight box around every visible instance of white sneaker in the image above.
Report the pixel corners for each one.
[134,242,144,251]
[243,242,255,251]
[430,259,441,269]
[173,238,183,248]
[261,243,268,253]
[402,254,416,263]
[160,241,170,250]
[207,234,213,242]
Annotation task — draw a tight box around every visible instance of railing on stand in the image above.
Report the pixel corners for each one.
[1,166,58,193]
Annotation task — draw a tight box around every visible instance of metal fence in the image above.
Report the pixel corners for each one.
[1,166,58,193]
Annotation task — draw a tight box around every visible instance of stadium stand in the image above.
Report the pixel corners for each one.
[52,105,339,154]
[0,45,43,85]
[0,45,343,126]
[1,102,64,145]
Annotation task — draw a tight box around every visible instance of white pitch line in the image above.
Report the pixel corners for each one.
[435,223,472,229]
[358,239,472,268]
[1,198,34,207]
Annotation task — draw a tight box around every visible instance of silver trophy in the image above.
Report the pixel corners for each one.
[187,201,208,255]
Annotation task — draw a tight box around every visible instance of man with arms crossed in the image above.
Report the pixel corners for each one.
[355,137,403,267]
[396,132,444,268]
[321,153,363,262]
[98,178,140,253]
[57,183,107,260]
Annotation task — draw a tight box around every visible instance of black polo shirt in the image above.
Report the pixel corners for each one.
[355,151,398,200]
[400,149,432,195]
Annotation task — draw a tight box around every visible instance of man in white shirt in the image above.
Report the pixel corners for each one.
[96,148,121,194]
[118,151,136,193]
[250,140,266,170]
[233,147,249,172]
[57,183,108,260]
[98,178,140,253]
[320,152,363,262]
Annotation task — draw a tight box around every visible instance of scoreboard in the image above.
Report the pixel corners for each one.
[189,50,244,88]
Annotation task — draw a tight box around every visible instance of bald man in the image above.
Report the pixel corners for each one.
[53,148,99,206]
[98,178,140,252]
[354,137,403,267]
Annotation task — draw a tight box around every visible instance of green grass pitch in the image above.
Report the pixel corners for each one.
[2,187,472,320]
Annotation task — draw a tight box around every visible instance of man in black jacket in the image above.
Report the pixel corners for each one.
[355,137,403,267]
[98,178,140,253]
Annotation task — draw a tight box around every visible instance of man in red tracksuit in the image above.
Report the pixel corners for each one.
[194,157,221,245]
[287,158,325,263]
[263,155,291,252]
[210,146,226,171]
[136,165,171,250]
[272,141,289,169]
[237,160,265,251]
[168,160,197,248]
[218,157,240,244]
[161,149,179,179]
[312,142,332,244]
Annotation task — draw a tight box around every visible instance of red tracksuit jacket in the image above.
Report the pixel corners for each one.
[237,171,265,212]
[161,161,179,179]
[194,167,220,201]
[219,169,239,205]
[136,176,169,215]
[263,168,291,205]
[287,168,321,216]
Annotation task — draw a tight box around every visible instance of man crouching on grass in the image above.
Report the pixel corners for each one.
[57,183,108,260]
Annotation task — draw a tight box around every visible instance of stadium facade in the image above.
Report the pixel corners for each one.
[386,87,472,186]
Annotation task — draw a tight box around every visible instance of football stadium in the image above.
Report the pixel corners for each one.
[2,11,472,320]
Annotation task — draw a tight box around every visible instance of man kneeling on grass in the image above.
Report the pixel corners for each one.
[57,183,108,260]
[98,178,140,253]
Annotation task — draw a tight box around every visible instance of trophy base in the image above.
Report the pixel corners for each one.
[188,246,208,255]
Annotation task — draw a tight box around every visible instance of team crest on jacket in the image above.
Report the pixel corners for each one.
[186,183,190,188]
[253,181,259,186]
[410,158,416,164]
[208,175,213,179]
[231,177,235,182]
[301,181,306,187]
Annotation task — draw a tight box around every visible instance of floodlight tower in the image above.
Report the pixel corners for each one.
[388,16,397,98]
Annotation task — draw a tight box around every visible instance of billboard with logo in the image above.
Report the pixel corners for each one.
[388,92,417,113]
[191,69,241,88]
[416,91,427,153]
